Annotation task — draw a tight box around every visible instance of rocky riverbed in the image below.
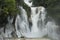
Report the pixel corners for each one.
[1,38,51,40]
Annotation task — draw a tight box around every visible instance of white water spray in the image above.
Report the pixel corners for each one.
[15,6,30,37]
[24,0,32,7]
[0,0,59,40]
[4,16,14,37]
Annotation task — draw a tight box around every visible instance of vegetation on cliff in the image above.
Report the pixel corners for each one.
[0,0,60,26]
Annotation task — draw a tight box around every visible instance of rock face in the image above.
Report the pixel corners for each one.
[26,38,50,40]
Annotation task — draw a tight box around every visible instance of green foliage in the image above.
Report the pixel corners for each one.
[0,0,18,16]
[4,0,17,16]
[0,0,18,26]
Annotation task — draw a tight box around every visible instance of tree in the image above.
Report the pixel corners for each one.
[0,0,18,26]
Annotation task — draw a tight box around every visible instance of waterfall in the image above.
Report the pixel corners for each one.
[0,0,60,40]
[46,21,60,40]
[0,16,15,39]
[15,5,48,38]
[31,7,46,32]
[31,7,39,33]
[4,16,14,37]
[21,6,47,38]
[15,6,30,37]
[15,0,60,40]
[24,0,32,7]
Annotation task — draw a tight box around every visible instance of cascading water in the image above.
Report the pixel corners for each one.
[0,0,60,40]
[46,21,60,40]
[0,16,15,40]
[24,0,32,7]
[22,7,48,38]
[15,14,22,37]
[15,0,48,38]
[15,0,60,40]
[31,7,46,32]
[4,16,14,37]
[15,6,30,37]
[31,7,39,33]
